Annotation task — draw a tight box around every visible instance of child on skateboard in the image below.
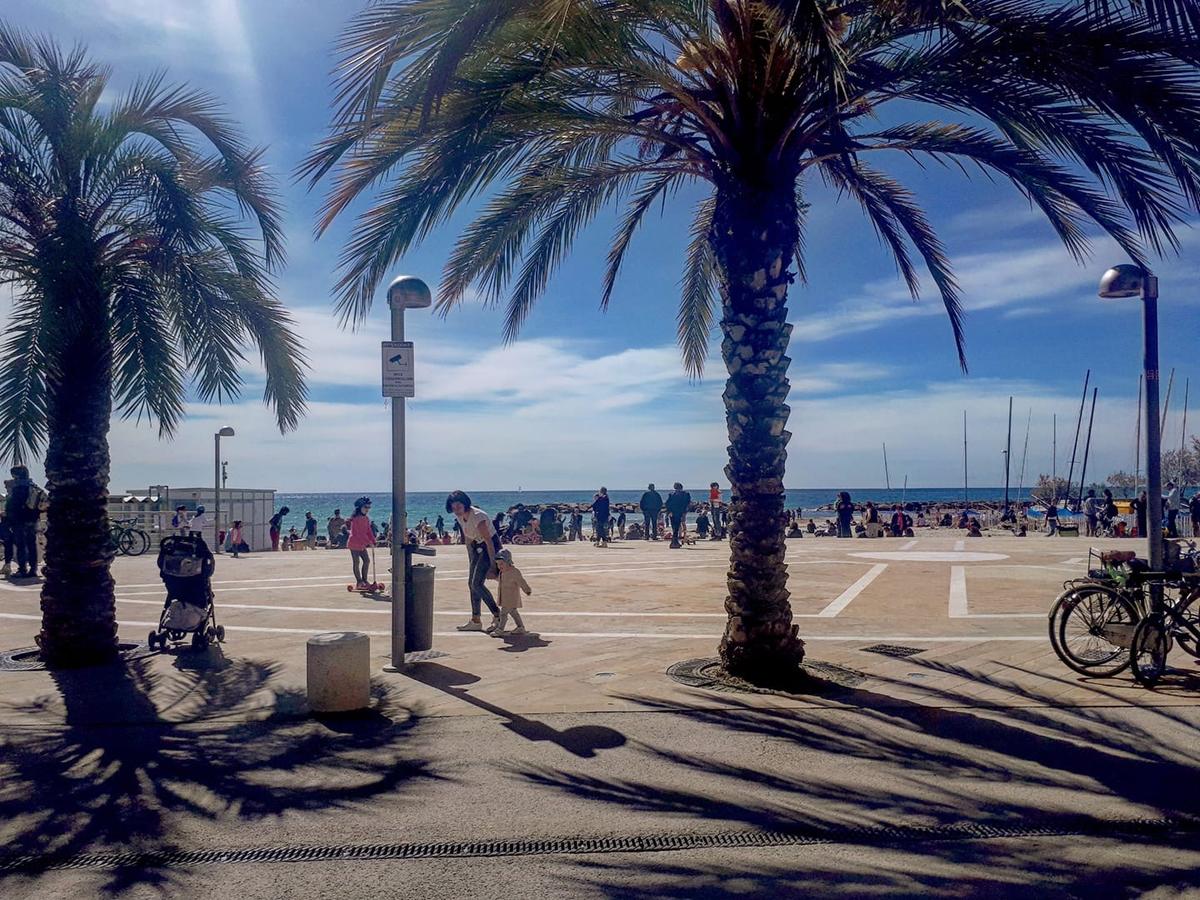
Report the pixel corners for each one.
[490,549,531,636]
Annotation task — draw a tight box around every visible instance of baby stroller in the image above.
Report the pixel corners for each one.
[147,531,224,652]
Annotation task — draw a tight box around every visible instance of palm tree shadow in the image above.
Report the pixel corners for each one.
[404,663,624,757]
[0,654,441,894]
[512,662,1200,895]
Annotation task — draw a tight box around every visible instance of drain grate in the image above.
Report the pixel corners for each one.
[0,642,151,672]
[2,816,1195,873]
[402,649,449,664]
[861,644,927,659]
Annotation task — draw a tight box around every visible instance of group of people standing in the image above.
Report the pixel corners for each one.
[1,465,45,580]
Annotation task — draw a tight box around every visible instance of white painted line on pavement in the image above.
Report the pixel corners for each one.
[111,596,730,618]
[814,564,888,618]
[948,566,1043,618]
[0,612,1043,642]
[899,540,918,550]
[949,566,968,618]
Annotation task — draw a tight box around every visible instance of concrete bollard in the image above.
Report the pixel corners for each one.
[306,631,370,714]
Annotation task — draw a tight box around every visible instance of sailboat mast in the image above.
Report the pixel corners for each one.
[882,443,891,491]
[1135,374,1143,499]
[1077,388,1098,504]
[1161,367,1175,440]
[1017,408,1032,501]
[1066,370,1090,507]
[1181,378,1190,486]
[963,411,969,504]
[1004,396,1013,507]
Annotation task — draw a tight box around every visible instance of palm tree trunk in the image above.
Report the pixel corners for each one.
[37,328,118,667]
[710,184,805,683]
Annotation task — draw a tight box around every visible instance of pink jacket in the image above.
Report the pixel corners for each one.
[347,514,374,550]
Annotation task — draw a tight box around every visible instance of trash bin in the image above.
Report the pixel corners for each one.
[405,562,436,652]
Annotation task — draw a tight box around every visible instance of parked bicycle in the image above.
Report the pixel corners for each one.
[1048,542,1200,682]
[108,518,151,557]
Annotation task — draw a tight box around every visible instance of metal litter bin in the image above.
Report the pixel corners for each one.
[404,554,436,653]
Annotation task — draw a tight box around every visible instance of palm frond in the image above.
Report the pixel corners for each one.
[0,297,47,463]
[678,195,718,378]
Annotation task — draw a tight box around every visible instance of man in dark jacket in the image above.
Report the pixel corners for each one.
[5,465,42,579]
[639,484,664,540]
[591,487,611,546]
[665,483,692,548]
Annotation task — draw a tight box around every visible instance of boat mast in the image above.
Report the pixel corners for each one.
[1181,378,1190,487]
[1065,369,1090,507]
[1134,374,1143,499]
[963,411,969,504]
[1017,408,1032,501]
[882,443,891,492]
[1077,387,1098,504]
[1004,396,1013,507]
[1161,367,1176,440]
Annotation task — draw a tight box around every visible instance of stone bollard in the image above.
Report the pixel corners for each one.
[306,631,370,714]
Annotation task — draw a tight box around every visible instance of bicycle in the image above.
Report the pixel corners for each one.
[108,518,150,557]
[1048,544,1199,678]
[1129,572,1200,686]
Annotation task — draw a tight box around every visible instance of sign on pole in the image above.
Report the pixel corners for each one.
[381,341,415,398]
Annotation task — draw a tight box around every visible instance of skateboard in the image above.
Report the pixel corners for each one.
[347,582,385,593]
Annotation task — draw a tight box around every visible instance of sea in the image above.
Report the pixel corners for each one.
[273,487,1017,534]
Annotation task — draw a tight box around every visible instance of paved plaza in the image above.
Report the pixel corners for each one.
[3,532,1200,897]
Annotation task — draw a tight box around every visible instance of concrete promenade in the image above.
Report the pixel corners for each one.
[2,532,1199,898]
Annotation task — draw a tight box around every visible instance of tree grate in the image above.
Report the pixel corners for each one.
[1,816,1196,873]
[0,642,151,672]
[861,644,927,659]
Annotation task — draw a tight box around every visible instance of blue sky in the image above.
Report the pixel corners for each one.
[8,0,1200,493]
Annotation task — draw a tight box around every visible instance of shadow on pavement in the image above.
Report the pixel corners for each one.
[405,663,625,758]
[515,654,1200,896]
[0,651,439,895]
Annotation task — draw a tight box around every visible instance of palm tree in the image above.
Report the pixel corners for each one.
[0,28,307,667]
[304,0,1200,683]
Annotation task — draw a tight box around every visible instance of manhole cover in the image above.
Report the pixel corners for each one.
[861,644,927,659]
[666,657,866,695]
[0,642,151,672]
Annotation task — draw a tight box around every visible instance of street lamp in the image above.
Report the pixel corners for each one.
[214,426,235,554]
[1098,264,1162,573]
[382,275,431,672]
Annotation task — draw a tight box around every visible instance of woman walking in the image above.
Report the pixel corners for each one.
[446,490,501,632]
[347,497,376,589]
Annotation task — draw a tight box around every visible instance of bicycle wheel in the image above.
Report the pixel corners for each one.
[127,529,150,557]
[117,529,135,556]
[1053,584,1139,677]
[1131,614,1170,686]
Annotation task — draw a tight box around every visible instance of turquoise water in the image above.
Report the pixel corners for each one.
[273,488,1016,535]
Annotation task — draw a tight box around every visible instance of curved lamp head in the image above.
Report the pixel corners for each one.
[387,275,433,310]
[1098,264,1148,300]
[217,426,235,438]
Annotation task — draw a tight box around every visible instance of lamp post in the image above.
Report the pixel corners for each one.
[381,276,431,672]
[1098,265,1162,574]
[214,426,235,553]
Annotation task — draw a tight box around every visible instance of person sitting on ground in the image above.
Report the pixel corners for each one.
[956,510,969,529]
[806,519,816,534]
[787,519,803,539]
[696,507,711,539]
[490,549,532,637]
[327,509,345,547]
[967,518,983,537]
[916,511,927,528]
[890,505,907,537]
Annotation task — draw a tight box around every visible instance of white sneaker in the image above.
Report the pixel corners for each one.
[456,620,483,632]
[490,629,506,638]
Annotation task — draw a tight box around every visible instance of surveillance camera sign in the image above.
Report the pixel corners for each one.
[381,341,415,398]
